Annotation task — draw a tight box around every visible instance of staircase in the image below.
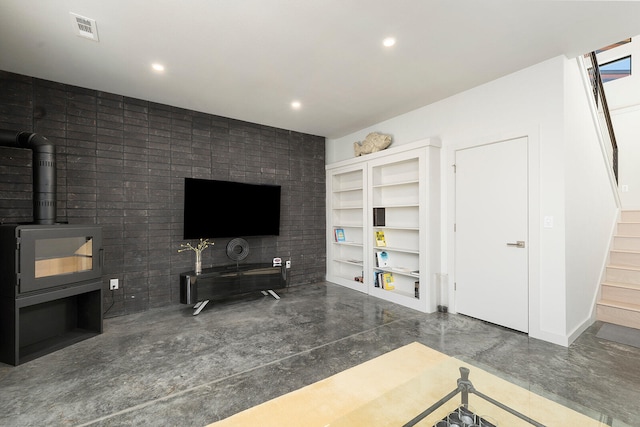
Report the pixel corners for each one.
[597,210,640,329]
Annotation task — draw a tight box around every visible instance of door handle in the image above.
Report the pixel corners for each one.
[506,241,525,248]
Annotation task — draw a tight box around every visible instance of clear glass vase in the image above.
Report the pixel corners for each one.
[195,251,202,275]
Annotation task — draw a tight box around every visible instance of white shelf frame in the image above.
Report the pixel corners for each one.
[326,138,441,312]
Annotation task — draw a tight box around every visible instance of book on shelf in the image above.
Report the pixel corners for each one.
[375,251,389,267]
[373,207,386,226]
[375,230,386,247]
[375,271,395,290]
[334,228,346,242]
[382,272,395,290]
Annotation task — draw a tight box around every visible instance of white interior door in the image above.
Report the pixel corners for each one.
[455,137,529,332]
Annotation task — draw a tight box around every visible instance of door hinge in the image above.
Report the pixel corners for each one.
[452,164,456,173]
[454,282,457,290]
[454,223,456,232]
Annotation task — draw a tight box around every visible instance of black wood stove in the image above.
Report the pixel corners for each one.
[0,129,103,365]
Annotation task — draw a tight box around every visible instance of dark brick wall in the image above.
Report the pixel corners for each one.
[0,71,326,317]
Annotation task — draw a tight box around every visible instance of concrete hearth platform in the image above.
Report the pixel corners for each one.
[0,282,638,426]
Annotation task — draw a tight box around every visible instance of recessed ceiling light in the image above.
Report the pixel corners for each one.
[291,101,301,110]
[383,37,396,47]
[151,63,165,72]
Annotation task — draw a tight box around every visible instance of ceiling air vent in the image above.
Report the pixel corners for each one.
[69,12,99,41]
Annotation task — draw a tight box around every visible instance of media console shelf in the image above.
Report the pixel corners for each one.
[180,263,288,315]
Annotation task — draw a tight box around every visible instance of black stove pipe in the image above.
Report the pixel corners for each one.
[0,129,57,224]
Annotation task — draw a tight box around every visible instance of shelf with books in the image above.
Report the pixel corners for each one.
[330,222,364,289]
[373,248,418,266]
[373,228,419,253]
[326,137,440,311]
[373,270,396,290]
[373,249,419,279]
[366,144,434,312]
[372,270,420,301]
[373,246,418,256]
[333,226,362,244]
[372,271,420,301]
[374,250,390,267]
[334,227,346,242]
[373,266,419,278]
[329,239,365,290]
[327,164,366,292]
[372,206,419,229]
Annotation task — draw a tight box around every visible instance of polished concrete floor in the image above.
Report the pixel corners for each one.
[0,282,638,426]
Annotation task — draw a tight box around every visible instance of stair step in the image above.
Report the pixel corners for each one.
[597,300,640,329]
[621,210,640,223]
[613,235,640,251]
[597,211,640,329]
[617,222,640,236]
[609,250,640,267]
[606,265,640,285]
[601,281,640,303]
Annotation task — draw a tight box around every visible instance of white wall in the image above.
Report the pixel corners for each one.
[612,106,640,209]
[327,55,617,346]
[596,37,640,208]
[563,57,619,342]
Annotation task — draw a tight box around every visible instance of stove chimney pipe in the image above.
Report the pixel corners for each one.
[0,129,57,224]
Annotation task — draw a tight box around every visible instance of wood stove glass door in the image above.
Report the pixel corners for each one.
[17,225,102,293]
[35,236,93,278]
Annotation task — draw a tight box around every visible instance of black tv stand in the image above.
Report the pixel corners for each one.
[179,263,288,315]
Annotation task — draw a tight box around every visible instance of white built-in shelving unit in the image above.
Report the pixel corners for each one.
[326,165,366,293]
[326,138,440,312]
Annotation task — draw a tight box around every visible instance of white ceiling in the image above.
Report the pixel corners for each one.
[1,1,640,139]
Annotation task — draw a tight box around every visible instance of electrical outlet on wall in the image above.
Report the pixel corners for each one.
[285,260,291,268]
[109,278,119,290]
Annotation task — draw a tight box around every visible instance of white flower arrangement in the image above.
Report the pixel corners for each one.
[178,238,212,274]
[178,238,211,255]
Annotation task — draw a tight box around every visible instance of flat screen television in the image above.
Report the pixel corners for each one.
[183,178,281,239]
